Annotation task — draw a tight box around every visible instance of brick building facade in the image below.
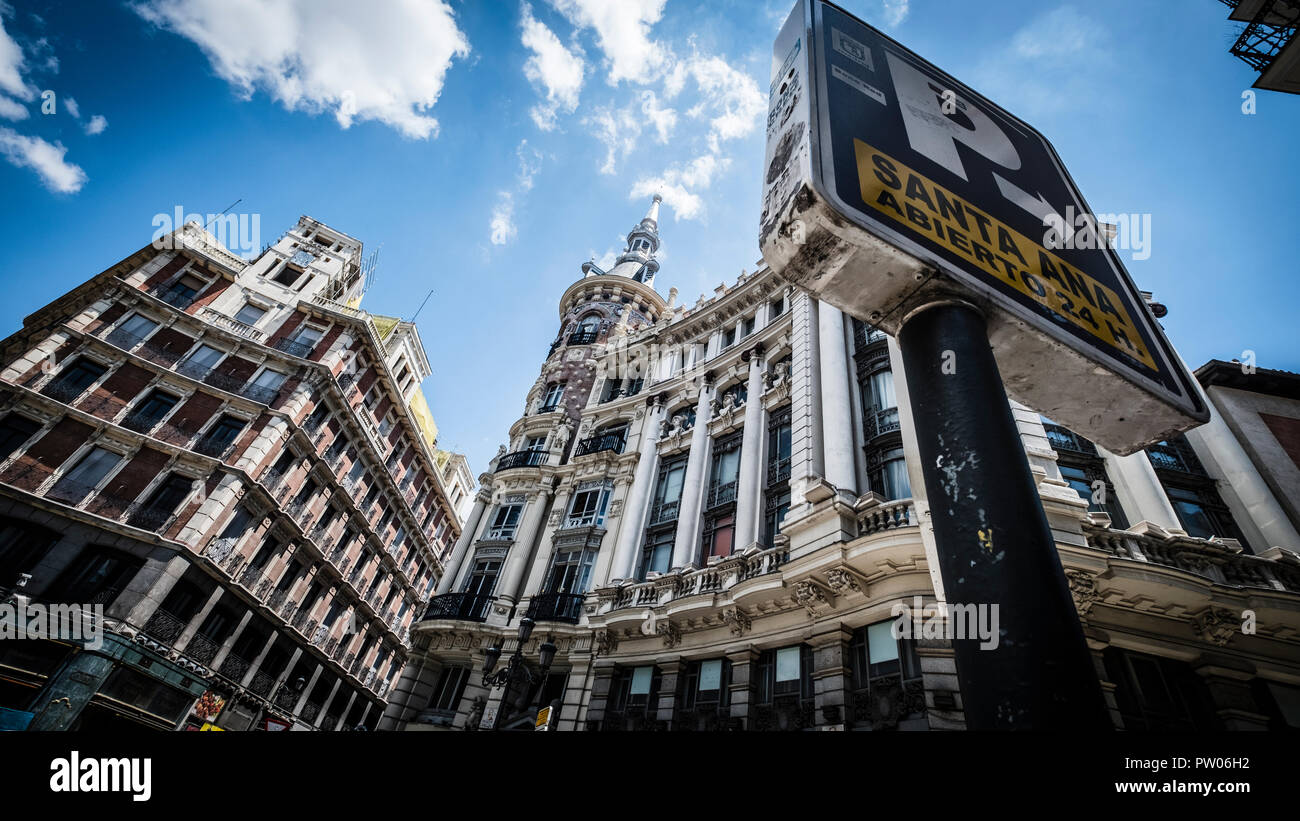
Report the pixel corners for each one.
[0,217,465,731]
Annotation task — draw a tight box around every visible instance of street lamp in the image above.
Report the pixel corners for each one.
[479,618,556,730]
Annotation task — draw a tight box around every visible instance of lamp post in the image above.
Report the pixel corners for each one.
[479,617,557,730]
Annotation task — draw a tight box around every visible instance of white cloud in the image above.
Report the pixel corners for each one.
[0,94,26,120]
[584,102,642,175]
[630,153,728,221]
[521,2,584,131]
[0,12,34,102]
[489,139,545,246]
[683,54,765,152]
[490,192,517,245]
[1011,6,1102,61]
[881,0,909,28]
[550,0,671,85]
[0,126,86,192]
[639,89,675,142]
[62,95,78,118]
[84,114,107,135]
[133,0,470,139]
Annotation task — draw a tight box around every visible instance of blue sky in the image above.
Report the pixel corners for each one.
[1,0,1296,478]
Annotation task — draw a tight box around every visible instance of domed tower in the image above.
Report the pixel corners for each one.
[526,196,670,443]
[434,200,667,594]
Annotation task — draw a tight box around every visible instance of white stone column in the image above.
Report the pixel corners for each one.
[672,383,715,569]
[734,350,769,551]
[1103,448,1182,532]
[818,301,857,495]
[497,487,553,605]
[611,399,666,580]
[788,293,824,508]
[436,484,491,595]
[1184,395,1300,551]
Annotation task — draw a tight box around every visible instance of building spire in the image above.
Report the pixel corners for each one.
[604,194,662,287]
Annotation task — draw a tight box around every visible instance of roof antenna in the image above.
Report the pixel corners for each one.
[203,199,242,230]
[410,288,435,323]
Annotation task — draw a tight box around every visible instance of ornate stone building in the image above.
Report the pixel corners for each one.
[0,217,466,730]
[381,199,1300,732]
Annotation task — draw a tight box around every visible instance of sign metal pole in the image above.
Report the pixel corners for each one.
[897,299,1112,730]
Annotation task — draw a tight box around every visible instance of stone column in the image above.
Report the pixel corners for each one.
[611,398,666,580]
[497,487,554,605]
[436,482,492,595]
[734,349,769,551]
[726,647,759,730]
[655,656,683,728]
[315,677,343,729]
[671,382,715,569]
[292,663,324,715]
[122,554,190,630]
[174,586,226,655]
[818,302,857,495]
[1193,657,1271,730]
[1103,447,1183,532]
[810,624,852,729]
[210,609,253,671]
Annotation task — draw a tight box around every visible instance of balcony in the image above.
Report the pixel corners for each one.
[1146,440,1206,475]
[648,500,679,526]
[767,455,791,485]
[863,406,901,441]
[525,591,585,624]
[707,479,737,508]
[200,307,265,342]
[604,544,789,610]
[574,432,626,457]
[495,449,548,471]
[421,591,495,623]
[271,337,316,359]
[567,330,599,345]
[1043,423,1098,457]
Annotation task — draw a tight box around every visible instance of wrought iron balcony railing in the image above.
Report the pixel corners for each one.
[863,406,901,441]
[1043,423,1098,457]
[525,591,585,624]
[271,336,315,358]
[495,449,548,471]
[574,432,626,457]
[567,330,599,345]
[421,591,495,623]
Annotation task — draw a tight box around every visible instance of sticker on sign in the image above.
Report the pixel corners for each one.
[759,0,1207,454]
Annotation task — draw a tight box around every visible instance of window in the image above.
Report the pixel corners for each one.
[234,302,267,326]
[45,358,107,400]
[649,457,687,525]
[44,545,142,604]
[525,435,547,452]
[181,343,224,374]
[638,528,674,580]
[545,548,596,594]
[0,414,41,461]
[1059,463,1128,528]
[160,274,205,307]
[678,659,732,727]
[50,446,122,502]
[540,382,565,412]
[763,487,790,548]
[755,645,814,706]
[851,620,921,683]
[702,512,735,561]
[707,434,742,508]
[272,263,301,287]
[138,473,195,518]
[566,485,609,528]
[721,327,736,350]
[124,390,179,432]
[251,368,285,390]
[117,313,160,340]
[197,414,245,456]
[1103,648,1218,731]
[1166,486,1219,540]
[461,559,500,597]
[870,446,911,501]
[486,503,523,540]
[740,316,755,339]
[377,412,394,437]
[427,666,470,715]
[769,295,786,319]
[0,517,59,590]
[292,324,323,352]
[606,665,662,730]
[767,409,792,486]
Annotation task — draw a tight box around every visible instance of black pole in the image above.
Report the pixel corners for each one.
[897,301,1111,730]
